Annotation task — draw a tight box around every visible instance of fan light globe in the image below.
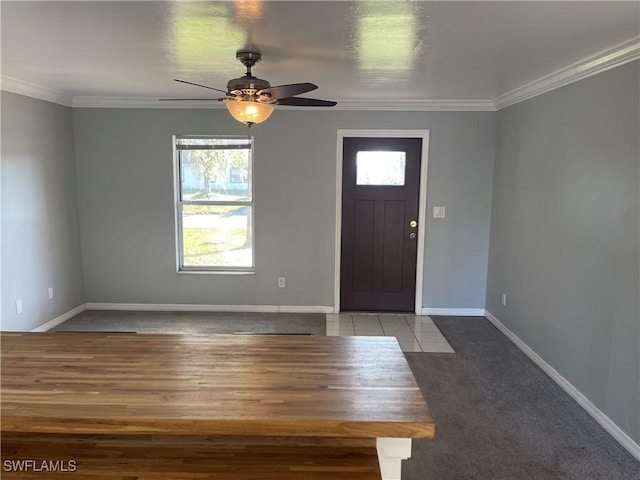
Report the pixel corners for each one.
[224,99,274,125]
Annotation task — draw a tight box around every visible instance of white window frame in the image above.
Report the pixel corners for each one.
[173,135,255,274]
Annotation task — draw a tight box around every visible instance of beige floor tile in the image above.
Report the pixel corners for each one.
[380,317,411,330]
[338,327,355,334]
[381,326,414,336]
[327,319,354,336]
[337,324,355,336]
[352,315,382,328]
[354,328,385,336]
[419,340,455,353]
[404,314,432,322]
[397,338,424,352]
[413,332,448,343]
[326,317,352,326]
[410,316,436,325]
[326,323,340,336]
[384,332,418,342]
[329,313,453,353]
[410,321,442,335]
[378,314,406,322]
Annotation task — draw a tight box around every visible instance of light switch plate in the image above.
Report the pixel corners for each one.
[433,206,446,218]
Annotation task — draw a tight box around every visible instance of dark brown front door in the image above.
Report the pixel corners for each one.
[340,137,422,312]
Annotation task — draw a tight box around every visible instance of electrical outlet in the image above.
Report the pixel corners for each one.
[48,287,54,300]
[278,277,286,288]
[16,300,23,314]
[501,293,507,306]
[433,206,446,218]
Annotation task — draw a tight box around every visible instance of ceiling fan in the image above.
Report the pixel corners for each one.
[162,50,337,126]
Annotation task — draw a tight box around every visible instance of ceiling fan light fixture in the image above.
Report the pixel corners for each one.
[168,50,336,124]
[224,99,274,125]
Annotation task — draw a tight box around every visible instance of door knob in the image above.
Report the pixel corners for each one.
[410,220,417,228]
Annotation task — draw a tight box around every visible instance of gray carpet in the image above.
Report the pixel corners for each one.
[404,316,640,480]
[52,310,326,336]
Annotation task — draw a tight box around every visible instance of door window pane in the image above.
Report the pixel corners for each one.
[356,151,406,185]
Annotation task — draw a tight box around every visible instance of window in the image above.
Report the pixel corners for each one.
[175,135,254,273]
[356,151,406,185]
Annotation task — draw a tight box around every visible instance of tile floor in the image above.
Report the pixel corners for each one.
[325,313,455,353]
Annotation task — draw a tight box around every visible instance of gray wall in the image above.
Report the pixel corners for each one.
[486,61,640,443]
[1,91,85,331]
[72,108,495,309]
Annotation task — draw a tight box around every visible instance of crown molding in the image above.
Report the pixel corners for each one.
[4,36,639,112]
[0,75,72,107]
[494,36,640,110]
[71,97,495,111]
[330,99,496,111]
[72,97,226,108]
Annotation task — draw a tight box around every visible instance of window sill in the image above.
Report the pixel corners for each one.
[177,270,256,276]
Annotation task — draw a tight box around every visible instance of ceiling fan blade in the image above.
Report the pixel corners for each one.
[276,97,337,107]
[174,79,229,95]
[259,82,317,100]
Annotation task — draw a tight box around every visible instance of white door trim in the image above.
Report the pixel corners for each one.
[334,129,430,315]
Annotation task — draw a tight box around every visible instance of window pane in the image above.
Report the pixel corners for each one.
[181,148,251,201]
[356,151,406,185]
[182,205,252,268]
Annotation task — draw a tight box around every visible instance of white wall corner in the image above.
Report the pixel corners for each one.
[484,310,640,461]
[31,304,87,332]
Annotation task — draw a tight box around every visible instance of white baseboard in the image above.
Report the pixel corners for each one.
[278,305,334,314]
[32,304,87,332]
[85,303,333,314]
[484,310,640,461]
[421,308,485,316]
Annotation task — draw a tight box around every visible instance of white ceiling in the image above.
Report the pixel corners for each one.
[1,1,639,109]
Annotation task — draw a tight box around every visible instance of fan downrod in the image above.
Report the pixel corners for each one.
[236,50,262,76]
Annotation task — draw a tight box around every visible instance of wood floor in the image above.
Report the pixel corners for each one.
[2,434,382,480]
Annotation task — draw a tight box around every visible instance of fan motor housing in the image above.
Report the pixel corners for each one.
[227,76,271,94]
